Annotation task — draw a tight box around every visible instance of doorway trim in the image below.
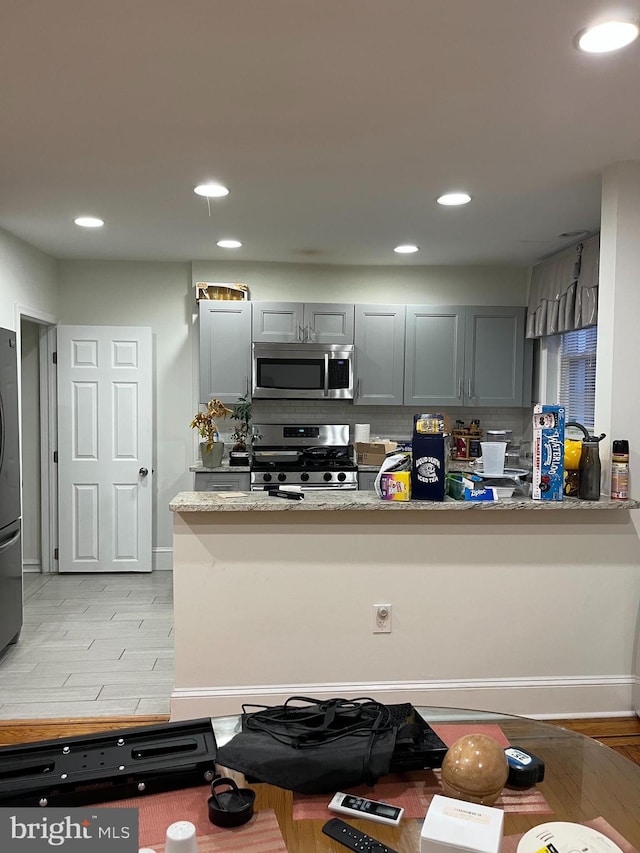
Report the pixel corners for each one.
[14,303,57,574]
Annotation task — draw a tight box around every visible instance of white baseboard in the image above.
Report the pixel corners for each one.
[22,559,42,574]
[152,547,173,571]
[170,675,636,721]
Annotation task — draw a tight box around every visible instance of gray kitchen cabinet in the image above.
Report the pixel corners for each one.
[464,306,526,407]
[404,305,465,407]
[194,471,250,491]
[252,301,354,344]
[403,305,529,407]
[357,470,378,491]
[199,301,251,404]
[354,304,406,405]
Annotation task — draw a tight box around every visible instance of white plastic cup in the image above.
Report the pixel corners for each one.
[165,821,198,853]
[479,442,507,476]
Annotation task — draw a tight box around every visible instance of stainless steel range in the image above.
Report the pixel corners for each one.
[250,424,358,491]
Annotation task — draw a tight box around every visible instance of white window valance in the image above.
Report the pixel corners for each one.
[526,233,599,338]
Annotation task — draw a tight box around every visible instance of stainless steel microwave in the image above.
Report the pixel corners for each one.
[252,343,354,399]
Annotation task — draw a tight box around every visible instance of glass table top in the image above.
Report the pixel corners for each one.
[208,705,640,851]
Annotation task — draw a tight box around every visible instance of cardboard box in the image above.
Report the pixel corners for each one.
[354,441,397,466]
[420,794,504,853]
[532,404,565,501]
[380,471,411,500]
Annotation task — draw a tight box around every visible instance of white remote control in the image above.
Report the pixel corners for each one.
[328,792,404,826]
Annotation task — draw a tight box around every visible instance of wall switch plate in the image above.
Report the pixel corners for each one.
[373,603,392,633]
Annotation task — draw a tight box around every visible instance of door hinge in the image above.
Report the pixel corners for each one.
[53,451,58,463]
[54,548,59,561]
[52,351,57,364]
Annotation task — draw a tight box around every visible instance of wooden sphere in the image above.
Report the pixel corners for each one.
[440,733,509,805]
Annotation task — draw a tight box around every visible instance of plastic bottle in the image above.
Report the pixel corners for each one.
[610,439,630,500]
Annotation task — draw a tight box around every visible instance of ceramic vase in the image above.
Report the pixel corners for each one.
[200,441,224,468]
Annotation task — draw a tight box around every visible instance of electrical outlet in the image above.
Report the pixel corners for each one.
[373,603,392,633]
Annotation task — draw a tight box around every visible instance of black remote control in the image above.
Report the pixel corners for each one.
[322,817,398,853]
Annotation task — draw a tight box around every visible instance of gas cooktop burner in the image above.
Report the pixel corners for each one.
[251,454,356,472]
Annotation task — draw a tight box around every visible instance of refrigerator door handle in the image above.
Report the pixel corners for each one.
[0,529,20,551]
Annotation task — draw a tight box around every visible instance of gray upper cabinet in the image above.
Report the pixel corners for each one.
[404,305,529,408]
[199,301,251,404]
[252,301,354,344]
[464,306,525,407]
[354,304,406,405]
[404,306,465,407]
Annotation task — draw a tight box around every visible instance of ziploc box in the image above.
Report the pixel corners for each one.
[380,471,411,500]
[420,794,503,853]
[532,404,565,501]
[411,415,447,501]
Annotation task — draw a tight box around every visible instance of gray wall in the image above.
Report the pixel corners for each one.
[0,227,58,331]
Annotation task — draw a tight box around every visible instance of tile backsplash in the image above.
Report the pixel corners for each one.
[220,400,532,448]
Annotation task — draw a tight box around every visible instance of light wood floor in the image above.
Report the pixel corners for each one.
[545,714,640,766]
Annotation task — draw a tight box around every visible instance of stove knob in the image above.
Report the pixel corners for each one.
[262,473,272,482]
[337,472,347,482]
[301,472,310,482]
[323,472,332,482]
[278,473,287,482]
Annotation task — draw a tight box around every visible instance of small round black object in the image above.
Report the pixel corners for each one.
[207,776,256,827]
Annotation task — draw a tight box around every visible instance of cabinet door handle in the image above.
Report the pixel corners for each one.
[468,378,472,398]
[457,378,462,399]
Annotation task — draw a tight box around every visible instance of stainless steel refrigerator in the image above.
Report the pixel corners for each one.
[0,327,22,653]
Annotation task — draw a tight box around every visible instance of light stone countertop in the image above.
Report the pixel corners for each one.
[170,490,639,512]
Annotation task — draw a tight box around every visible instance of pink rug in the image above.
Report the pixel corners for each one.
[101,786,287,851]
[292,722,552,820]
[292,770,552,821]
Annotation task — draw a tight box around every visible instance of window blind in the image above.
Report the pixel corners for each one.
[558,327,597,430]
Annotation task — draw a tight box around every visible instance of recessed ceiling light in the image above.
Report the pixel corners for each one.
[194,183,229,198]
[394,244,419,254]
[576,20,639,53]
[437,192,472,206]
[74,216,104,228]
[217,239,242,249]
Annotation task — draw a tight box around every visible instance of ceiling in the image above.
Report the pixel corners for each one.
[2,0,639,267]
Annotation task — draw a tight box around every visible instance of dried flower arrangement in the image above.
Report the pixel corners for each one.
[190,399,231,451]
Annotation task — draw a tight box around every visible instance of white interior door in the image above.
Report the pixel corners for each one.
[57,325,152,573]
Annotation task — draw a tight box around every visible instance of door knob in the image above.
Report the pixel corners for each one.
[139,467,149,477]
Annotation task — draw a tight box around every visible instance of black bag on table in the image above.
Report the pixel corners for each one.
[215,696,397,794]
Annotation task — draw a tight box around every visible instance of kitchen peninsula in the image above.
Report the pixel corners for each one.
[169,491,640,722]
